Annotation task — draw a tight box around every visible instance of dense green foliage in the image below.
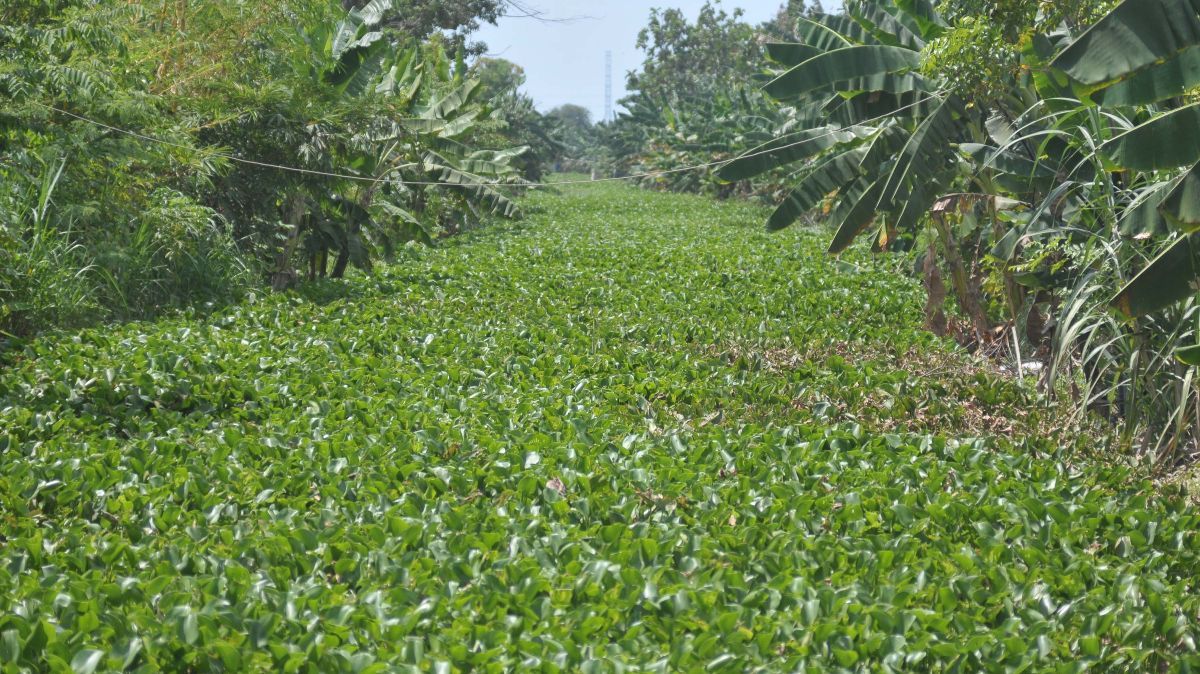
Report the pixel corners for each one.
[0,0,560,337]
[588,2,800,201]
[3,183,1198,671]
[543,105,596,173]
[5,2,1200,667]
[719,0,1200,463]
[595,0,1200,464]
[343,0,508,53]
[0,0,261,335]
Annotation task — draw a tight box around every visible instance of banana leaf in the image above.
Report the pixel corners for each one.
[1113,233,1200,316]
[1101,103,1200,170]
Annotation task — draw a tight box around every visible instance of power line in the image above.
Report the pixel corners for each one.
[31,95,941,189]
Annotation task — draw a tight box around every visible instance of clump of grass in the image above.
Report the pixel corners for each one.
[0,218,99,337]
[0,160,98,337]
[1,163,255,339]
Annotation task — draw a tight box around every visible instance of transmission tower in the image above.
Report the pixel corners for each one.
[604,51,613,123]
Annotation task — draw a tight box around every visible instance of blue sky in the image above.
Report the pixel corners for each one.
[475,1,782,122]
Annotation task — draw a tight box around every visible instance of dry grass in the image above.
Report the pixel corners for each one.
[704,338,1101,447]
[1159,456,1200,505]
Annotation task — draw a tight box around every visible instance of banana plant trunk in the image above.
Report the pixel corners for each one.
[931,216,991,344]
[923,241,949,337]
[989,202,1024,323]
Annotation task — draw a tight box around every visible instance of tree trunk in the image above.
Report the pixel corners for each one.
[307,247,329,281]
[931,215,991,343]
[990,202,1024,325]
[271,193,307,291]
[331,247,351,279]
[923,241,949,337]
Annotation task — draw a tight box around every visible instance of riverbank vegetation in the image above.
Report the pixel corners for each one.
[593,0,1200,467]
[1,0,567,335]
[5,1,1200,669]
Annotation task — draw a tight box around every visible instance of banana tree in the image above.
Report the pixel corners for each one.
[721,0,1200,455]
[719,0,1012,341]
[272,0,414,288]
[274,0,526,286]
[1043,0,1200,317]
[313,71,527,278]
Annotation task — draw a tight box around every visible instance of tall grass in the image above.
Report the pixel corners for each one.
[0,218,99,337]
[1009,101,1200,466]
[90,188,255,319]
[1,160,255,340]
[0,159,98,337]
[1049,244,1199,465]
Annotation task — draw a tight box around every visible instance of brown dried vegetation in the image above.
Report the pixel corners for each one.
[704,338,1092,446]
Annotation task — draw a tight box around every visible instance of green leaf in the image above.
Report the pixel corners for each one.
[832,71,935,96]
[850,0,930,48]
[330,39,390,97]
[1102,104,1200,170]
[764,46,921,101]
[351,0,394,26]
[794,16,853,52]
[330,18,365,61]
[706,654,736,670]
[111,638,143,669]
[1093,45,1200,105]
[422,151,521,218]
[813,12,884,46]
[1051,0,1200,93]
[857,124,910,170]
[828,178,884,254]
[879,96,960,204]
[892,176,937,234]
[1176,344,1200,365]
[834,648,860,667]
[0,630,19,663]
[765,42,822,67]
[959,143,1058,183]
[718,127,858,181]
[179,610,199,645]
[894,0,945,37]
[1113,233,1200,316]
[825,90,939,126]
[1118,177,1179,237]
[421,79,482,120]
[70,649,104,674]
[766,148,867,231]
[1160,162,1200,231]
